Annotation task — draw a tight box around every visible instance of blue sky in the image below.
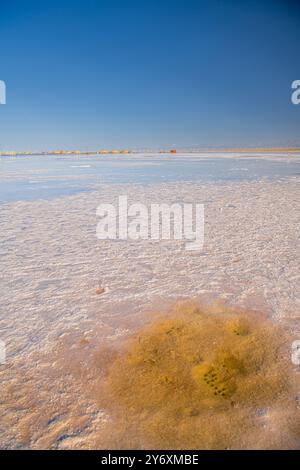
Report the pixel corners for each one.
[0,0,300,150]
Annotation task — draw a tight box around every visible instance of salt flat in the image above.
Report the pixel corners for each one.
[0,155,300,448]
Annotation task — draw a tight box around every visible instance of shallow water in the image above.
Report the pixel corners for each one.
[0,153,299,202]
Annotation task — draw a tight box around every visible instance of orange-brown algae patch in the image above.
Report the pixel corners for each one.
[96,302,300,449]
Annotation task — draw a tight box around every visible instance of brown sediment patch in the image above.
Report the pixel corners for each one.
[94,301,300,449]
[1,301,299,449]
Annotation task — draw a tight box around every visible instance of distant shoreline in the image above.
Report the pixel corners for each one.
[1,148,300,157]
[187,148,300,153]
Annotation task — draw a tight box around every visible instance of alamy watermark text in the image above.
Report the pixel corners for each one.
[96,196,204,251]
[0,80,6,104]
[291,80,300,105]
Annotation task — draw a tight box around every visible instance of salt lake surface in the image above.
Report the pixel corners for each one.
[1,152,300,202]
[1,152,300,449]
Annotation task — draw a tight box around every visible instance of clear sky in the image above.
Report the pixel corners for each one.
[0,0,300,151]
